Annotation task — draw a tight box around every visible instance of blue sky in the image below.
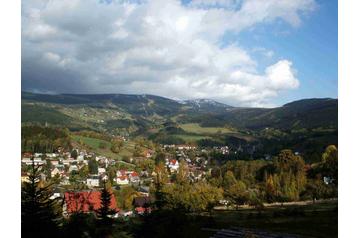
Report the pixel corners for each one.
[22,0,338,107]
[221,0,337,105]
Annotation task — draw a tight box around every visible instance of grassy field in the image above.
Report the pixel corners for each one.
[174,134,211,142]
[72,135,135,159]
[179,123,235,135]
[209,201,338,238]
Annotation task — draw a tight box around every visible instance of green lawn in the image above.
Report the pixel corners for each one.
[72,135,135,159]
[174,134,211,142]
[179,123,235,135]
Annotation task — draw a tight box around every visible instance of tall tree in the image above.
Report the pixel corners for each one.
[96,183,117,237]
[22,159,62,238]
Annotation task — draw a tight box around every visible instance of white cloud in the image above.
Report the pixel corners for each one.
[22,0,315,106]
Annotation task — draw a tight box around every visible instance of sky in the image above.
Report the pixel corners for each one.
[21,0,337,107]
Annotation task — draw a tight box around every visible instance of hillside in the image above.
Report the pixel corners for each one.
[185,98,337,131]
[21,92,337,162]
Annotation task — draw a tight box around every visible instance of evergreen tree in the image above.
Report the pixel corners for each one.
[96,182,117,237]
[22,159,62,238]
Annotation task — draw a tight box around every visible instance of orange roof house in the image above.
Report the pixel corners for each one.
[63,191,119,216]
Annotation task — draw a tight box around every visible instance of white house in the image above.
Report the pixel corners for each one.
[129,171,140,184]
[115,175,129,185]
[50,159,59,166]
[167,159,179,172]
[98,167,106,175]
[86,176,100,187]
[69,165,78,173]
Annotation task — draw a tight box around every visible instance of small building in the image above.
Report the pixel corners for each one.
[129,171,140,184]
[98,167,106,175]
[69,165,78,173]
[115,175,129,185]
[133,196,152,215]
[86,175,100,187]
[167,159,179,172]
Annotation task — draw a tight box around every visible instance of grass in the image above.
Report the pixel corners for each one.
[174,134,211,142]
[72,135,135,160]
[179,123,234,135]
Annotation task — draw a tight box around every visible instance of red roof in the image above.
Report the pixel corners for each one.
[22,152,33,157]
[118,175,128,180]
[131,171,139,177]
[135,207,146,213]
[170,159,177,165]
[135,207,151,214]
[64,191,119,214]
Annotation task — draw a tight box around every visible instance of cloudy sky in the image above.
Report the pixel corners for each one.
[21,0,337,107]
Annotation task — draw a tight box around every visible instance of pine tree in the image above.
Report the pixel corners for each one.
[22,158,62,238]
[96,182,117,237]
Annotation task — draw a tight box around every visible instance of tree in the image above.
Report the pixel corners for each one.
[175,161,189,185]
[270,150,307,201]
[161,182,223,213]
[22,159,62,238]
[88,157,99,174]
[226,180,248,208]
[111,139,123,153]
[155,152,166,165]
[96,183,117,237]
[78,164,89,179]
[71,149,78,159]
[153,162,169,209]
[222,171,237,190]
[322,145,338,184]
[115,186,140,210]
[99,142,108,149]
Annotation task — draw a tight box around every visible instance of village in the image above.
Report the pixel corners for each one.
[21,143,235,218]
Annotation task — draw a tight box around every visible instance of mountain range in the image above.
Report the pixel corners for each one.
[22,91,337,162]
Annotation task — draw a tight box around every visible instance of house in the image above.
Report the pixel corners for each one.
[98,167,106,175]
[63,191,119,216]
[133,197,152,215]
[177,145,196,150]
[129,171,140,184]
[50,159,59,166]
[46,153,57,158]
[119,210,133,217]
[50,188,62,200]
[77,155,84,161]
[86,175,100,187]
[167,159,179,172]
[21,157,44,166]
[115,175,129,185]
[34,153,43,157]
[69,165,78,173]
